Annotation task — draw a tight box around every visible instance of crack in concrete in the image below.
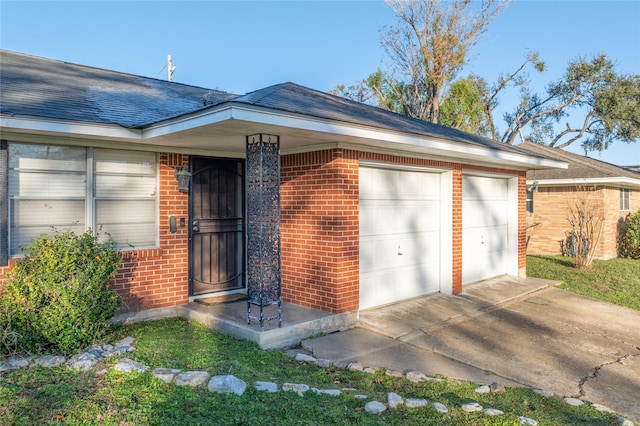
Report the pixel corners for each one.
[576,354,632,398]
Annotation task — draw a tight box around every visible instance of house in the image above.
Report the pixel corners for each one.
[517,142,640,259]
[0,50,566,323]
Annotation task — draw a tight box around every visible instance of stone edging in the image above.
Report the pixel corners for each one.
[0,338,634,426]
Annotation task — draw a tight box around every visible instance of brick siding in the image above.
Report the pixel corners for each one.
[526,185,640,259]
[0,153,190,314]
[112,153,190,312]
[281,148,526,313]
[1,147,528,315]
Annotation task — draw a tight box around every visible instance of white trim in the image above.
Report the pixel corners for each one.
[358,159,451,174]
[204,105,567,169]
[0,131,246,158]
[4,104,568,170]
[463,169,519,179]
[529,177,640,188]
[1,116,141,140]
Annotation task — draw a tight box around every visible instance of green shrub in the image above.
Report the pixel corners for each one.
[0,229,122,356]
[621,210,640,259]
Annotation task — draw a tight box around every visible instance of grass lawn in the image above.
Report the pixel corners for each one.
[527,255,640,311]
[0,318,626,425]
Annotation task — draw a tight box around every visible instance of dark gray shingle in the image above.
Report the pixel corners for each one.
[1,50,236,127]
[518,142,639,180]
[1,50,556,161]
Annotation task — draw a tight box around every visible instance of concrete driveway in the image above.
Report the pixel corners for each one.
[302,276,640,422]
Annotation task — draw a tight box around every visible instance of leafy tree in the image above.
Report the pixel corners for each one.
[439,76,490,135]
[358,0,509,123]
[332,1,639,153]
[501,54,640,150]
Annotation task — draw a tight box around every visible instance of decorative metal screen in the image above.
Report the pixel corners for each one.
[0,140,7,266]
[246,134,282,328]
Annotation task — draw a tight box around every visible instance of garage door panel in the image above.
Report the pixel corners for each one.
[398,171,440,199]
[361,200,440,236]
[360,263,440,310]
[361,168,440,200]
[462,254,508,284]
[360,231,441,273]
[463,225,508,256]
[462,200,509,227]
[463,176,509,200]
[359,166,444,309]
[462,175,514,285]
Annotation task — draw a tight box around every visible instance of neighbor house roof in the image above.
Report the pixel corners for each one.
[0,50,565,170]
[517,141,640,187]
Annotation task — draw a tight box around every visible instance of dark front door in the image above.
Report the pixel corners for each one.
[189,157,245,296]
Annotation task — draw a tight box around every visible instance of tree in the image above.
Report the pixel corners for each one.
[370,0,509,123]
[439,75,490,135]
[501,54,640,150]
[332,2,639,153]
[565,185,604,270]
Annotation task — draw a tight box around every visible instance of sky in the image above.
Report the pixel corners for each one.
[1,0,639,166]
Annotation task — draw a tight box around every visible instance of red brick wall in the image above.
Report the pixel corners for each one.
[2,146,529,315]
[111,153,190,312]
[280,148,526,312]
[280,149,360,313]
[0,152,190,314]
[451,168,463,294]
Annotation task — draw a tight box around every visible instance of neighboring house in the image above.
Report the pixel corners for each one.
[517,142,640,259]
[0,50,565,319]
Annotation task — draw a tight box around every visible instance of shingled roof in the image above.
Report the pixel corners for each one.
[0,50,550,160]
[230,81,533,155]
[518,141,640,181]
[0,50,236,128]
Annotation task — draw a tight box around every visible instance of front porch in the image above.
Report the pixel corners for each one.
[110,275,555,350]
[111,298,356,350]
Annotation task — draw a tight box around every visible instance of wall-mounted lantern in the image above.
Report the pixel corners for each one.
[174,166,191,193]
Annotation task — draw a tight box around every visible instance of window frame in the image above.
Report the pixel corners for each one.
[620,188,630,211]
[7,142,159,257]
[526,189,534,214]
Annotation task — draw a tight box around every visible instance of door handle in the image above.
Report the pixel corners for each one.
[192,220,200,232]
[397,245,403,256]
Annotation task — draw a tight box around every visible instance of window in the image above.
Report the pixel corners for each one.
[620,188,630,211]
[8,143,157,256]
[526,189,534,213]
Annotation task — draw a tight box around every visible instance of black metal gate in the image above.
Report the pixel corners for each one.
[189,157,244,296]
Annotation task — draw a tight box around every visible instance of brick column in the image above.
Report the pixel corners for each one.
[451,168,463,294]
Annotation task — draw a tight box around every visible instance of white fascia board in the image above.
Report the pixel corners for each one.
[141,107,234,138]
[1,115,142,140]
[529,177,640,188]
[143,103,568,169]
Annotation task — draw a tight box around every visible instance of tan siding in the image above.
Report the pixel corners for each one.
[527,185,640,260]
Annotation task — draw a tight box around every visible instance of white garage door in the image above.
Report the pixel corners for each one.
[359,166,442,310]
[462,175,514,284]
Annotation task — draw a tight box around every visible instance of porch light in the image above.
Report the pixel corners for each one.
[174,166,191,192]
